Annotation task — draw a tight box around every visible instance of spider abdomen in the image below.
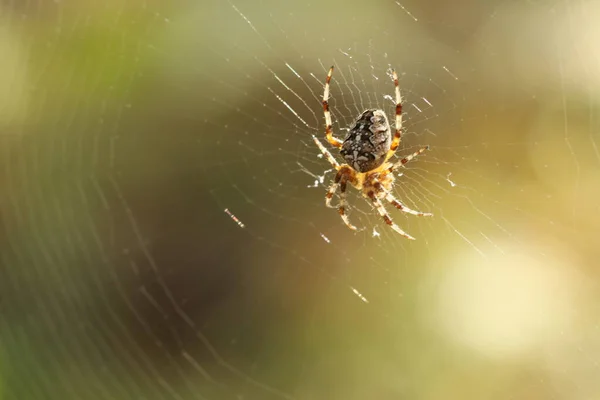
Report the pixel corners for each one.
[340,109,391,173]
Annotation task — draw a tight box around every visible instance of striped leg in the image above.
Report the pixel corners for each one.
[325,183,339,208]
[385,70,403,161]
[323,66,343,148]
[368,192,415,240]
[313,136,340,169]
[314,135,341,209]
[324,168,357,231]
[388,145,430,172]
[325,170,341,208]
[338,178,357,231]
[385,193,433,217]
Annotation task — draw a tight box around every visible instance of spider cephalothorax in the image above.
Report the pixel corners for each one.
[313,66,432,240]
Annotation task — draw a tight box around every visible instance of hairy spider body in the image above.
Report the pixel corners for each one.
[313,66,432,240]
[341,109,391,173]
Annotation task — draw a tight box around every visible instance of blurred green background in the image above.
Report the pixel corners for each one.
[1,0,600,399]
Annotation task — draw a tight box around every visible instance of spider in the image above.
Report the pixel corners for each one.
[313,66,432,240]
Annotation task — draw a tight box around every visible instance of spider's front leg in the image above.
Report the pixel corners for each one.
[327,167,357,230]
[337,175,357,231]
[374,172,433,217]
[385,192,433,217]
[367,190,416,240]
[325,170,341,208]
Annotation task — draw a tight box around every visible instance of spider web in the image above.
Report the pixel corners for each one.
[1,0,600,399]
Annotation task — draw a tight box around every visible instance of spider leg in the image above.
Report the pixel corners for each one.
[368,192,415,240]
[314,132,356,230]
[385,70,403,161]
[325,183,338,208]
[338,177,357,231]
[314,135,343,208]
[388,145,430,173]
[313,136,340,169]
[322,66,343,148]
[325,169,342,208]
[384,192,433,217]
[324,169,357,232]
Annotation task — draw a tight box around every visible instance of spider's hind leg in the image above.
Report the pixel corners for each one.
[322,66,343,148]
[389,145,430,172]
[390,70,403,152]
[313,136,340,169]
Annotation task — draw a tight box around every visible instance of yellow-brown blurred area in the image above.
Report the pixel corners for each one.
[1,0,599,399]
